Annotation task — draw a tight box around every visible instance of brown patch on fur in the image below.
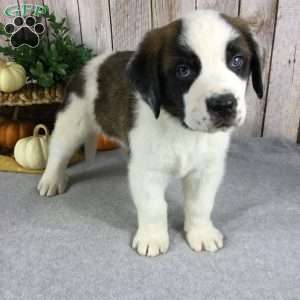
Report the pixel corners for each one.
[221,14,264,98]
[128,19,202,122]
[94,51,135,145]
[221,15,252,37]
[127,20,185,118]
[140,20,181,59]
[66,71,85,98]
[226,35,252,80]
[141,20,183,78]
[60,71,85,111]
[221,15,253,56]
[94,22,182,145]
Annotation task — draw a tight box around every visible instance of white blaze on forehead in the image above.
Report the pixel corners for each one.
[181,10,239,67]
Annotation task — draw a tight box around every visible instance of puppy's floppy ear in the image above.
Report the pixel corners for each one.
[237,18,264,99]
[248,34,264,99]
[127,29,163,119]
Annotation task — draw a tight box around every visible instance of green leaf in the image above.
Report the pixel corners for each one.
[29,67,39,77]
[37,72,54,88]
[36,61,44,74]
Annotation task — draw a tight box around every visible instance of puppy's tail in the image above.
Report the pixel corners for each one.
[84,133,97,165]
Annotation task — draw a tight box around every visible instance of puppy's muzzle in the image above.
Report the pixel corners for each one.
[206,94,237,128]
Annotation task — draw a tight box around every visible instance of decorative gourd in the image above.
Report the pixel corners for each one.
[0,60,26,92]
[14,124,49,169]
[96,134,119,151]
[0,121,34,149]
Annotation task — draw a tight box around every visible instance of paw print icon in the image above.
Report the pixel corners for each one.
[5,16,45,48]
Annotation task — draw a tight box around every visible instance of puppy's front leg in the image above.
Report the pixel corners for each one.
[129,165,169,257]
[183,160,225,253]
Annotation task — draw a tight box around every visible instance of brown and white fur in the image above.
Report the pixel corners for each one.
[37,10,263,256]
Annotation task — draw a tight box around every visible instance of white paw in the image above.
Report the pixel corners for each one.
[132,228,169,257]
[186,225,224,253]
[37,172,69,197]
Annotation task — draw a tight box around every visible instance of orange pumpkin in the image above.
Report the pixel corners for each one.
[0,121,35,150]
[96,134,119,151]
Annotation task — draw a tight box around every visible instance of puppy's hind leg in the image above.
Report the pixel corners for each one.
[38,98,94,197]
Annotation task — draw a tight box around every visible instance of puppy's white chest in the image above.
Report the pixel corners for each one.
[130,103,230,177]
[175,147,205,177]
[167,135,219,177]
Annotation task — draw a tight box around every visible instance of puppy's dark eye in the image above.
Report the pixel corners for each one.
[176,64,191,79]
[230,55,244,69]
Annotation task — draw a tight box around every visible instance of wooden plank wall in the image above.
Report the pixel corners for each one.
[0,0,299,143]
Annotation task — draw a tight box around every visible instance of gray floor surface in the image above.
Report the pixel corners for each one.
[1,138,300,300]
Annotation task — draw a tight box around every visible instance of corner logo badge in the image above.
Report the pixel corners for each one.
[3,3,48,48]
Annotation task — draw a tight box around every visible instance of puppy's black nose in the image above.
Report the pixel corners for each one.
[206,94,237,117]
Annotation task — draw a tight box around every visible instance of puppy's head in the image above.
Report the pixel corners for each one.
[127,10,263,133]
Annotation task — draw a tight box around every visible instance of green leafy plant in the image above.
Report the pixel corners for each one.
[0,12,94,88]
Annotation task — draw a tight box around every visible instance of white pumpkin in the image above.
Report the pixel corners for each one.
[14,124,49,169]
[0,60,26,92]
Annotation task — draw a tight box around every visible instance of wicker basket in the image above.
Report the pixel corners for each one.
[0,83,64,107]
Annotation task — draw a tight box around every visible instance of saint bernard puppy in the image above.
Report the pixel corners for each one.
[37,10,263,256]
